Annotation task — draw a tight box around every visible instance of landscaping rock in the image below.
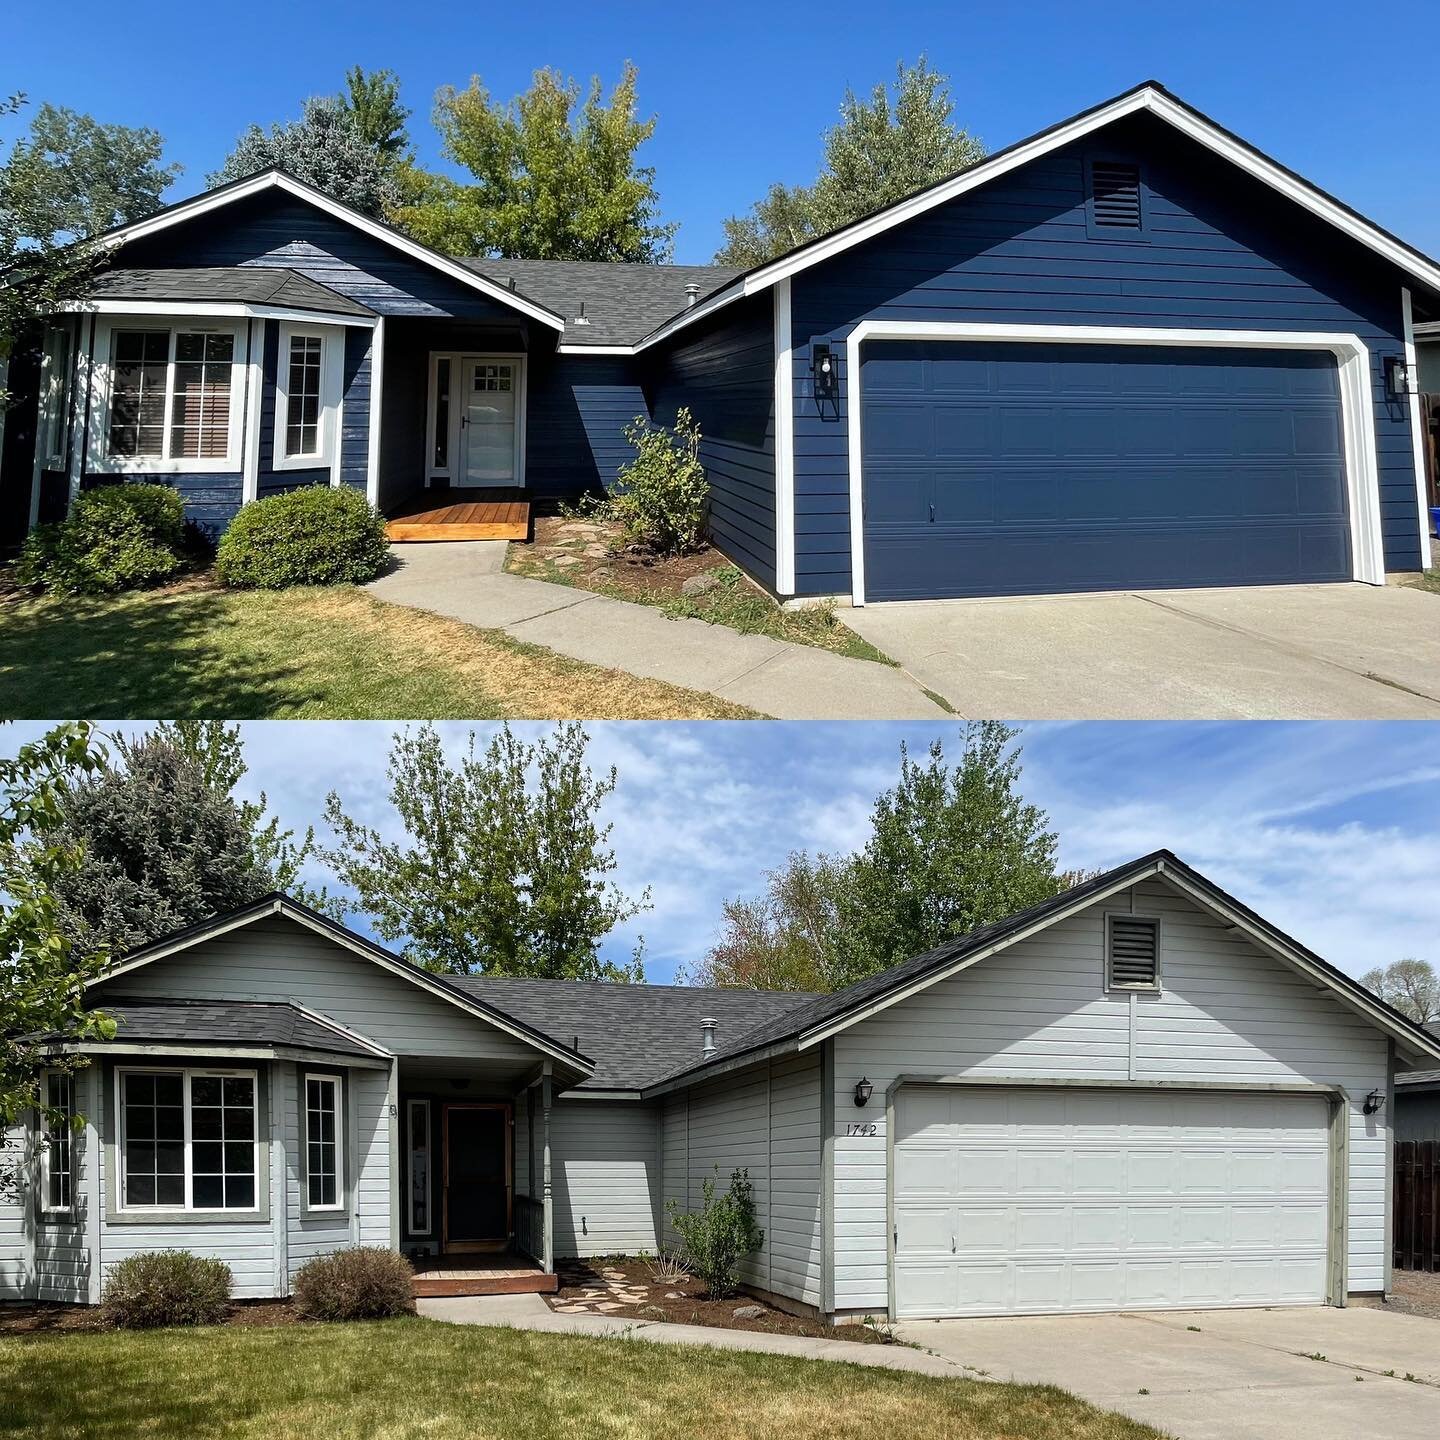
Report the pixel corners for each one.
[551,555,582,568]
[681,572,721,597]
[731,1304,766,1320]
[665,1291,685,1299]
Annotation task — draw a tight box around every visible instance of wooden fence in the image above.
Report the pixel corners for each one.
[1394,1140,1440,1272]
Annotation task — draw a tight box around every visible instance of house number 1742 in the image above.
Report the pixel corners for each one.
[845,1122,878,1137]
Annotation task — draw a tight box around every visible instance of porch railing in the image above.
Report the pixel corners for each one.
[514,1194,544,1266]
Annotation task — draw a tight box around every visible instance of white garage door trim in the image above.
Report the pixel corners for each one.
[843,321,1386,606]
[886,1077,1349,1320]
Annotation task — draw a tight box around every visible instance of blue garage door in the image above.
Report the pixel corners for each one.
[860,342,1351,601]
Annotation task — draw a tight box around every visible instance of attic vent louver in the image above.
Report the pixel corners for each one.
[1107,915,1160,990]
[1090,161,1142,229]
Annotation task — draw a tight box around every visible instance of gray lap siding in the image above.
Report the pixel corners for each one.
[789,112,1425,597]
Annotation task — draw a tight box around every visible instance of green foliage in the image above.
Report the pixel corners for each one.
[1362,958,1439,1024]
[665,1168,764,1299]
[717,57,984,266]
[215,486,391,590]
[15,483,187,596]
[605,408,708,554]
[340,67,413,166]
[396,63,675,261]
[0,725,112,1197]
[292,1247,416,1321]
[36,730,274,957]
[695,723,1067,991]
[100,1251,232,1329]
[210,97,403,217]
[316,722,650,978]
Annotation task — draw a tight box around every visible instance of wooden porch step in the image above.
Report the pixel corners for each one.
[410,1255,556,1298]
[385,490,531,543]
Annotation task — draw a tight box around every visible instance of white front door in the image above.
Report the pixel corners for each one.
[893,1086,1331,1318]
[459,359,520,487]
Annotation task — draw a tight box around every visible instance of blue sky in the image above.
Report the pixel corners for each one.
[5,721,1437,985]
[6,0,1438,263]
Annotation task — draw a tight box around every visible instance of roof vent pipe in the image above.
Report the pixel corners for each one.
[700,1017,717,1059]
[684,282,701,308]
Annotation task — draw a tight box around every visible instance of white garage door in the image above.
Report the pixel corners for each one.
[893,1086,1331,1319]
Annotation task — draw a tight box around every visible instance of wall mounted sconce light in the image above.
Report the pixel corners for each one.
[853,1077,873,1108]
[1363,1088,1386,1115]
[812,342,839,401]
[1384,355,1414,401]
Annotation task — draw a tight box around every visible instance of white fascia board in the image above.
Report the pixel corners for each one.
[93,899,595,1075]
[95,171,565,332]
[635,85,1440,353]
[287,999,393,1058]
[555,343,638,356]
[46,1039,391,1070]
[57,299,379,328]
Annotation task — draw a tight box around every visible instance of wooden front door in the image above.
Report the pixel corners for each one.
[443,1104,511,1251]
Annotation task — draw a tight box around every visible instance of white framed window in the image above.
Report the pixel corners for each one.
[90,318,247,474]
[38,1070,74,1213]
[273,323,342,473]
[303,1073,343,1211]
[116,1068,258,1213]
[37,325,73,470]
[407,1098,431,1235]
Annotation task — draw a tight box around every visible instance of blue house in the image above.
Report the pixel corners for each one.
[4,80,1438,604]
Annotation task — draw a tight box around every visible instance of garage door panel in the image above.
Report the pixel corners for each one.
[893,1087,1330,1318]
[860,341,1351,600]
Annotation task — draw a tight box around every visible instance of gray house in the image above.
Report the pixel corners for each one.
[1395,1025,1440,1142]
[3,80,1438,601]
[5,849,1439,1321]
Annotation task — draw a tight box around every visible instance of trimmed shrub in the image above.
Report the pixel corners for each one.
[15,483,187,595]
[665,1167,764,1299]
[215,486,391,589]
[608,407,709,555]
[100,1250,232,1330]
[292,1246,416,1321]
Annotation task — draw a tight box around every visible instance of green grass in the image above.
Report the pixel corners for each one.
[0,1317,1167,1440]
[509,552,895,667]
[0,583,755,720]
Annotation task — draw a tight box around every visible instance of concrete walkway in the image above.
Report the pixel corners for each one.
[417,1292,965,1378]
[366,543,945,720]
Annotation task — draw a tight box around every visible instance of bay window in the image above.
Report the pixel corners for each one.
[274,324,341,471]
[118,1069,258,1212]
[303,1073,343,1211]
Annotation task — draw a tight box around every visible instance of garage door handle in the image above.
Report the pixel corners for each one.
[929,502,935,523]
[951,1236,957,1253]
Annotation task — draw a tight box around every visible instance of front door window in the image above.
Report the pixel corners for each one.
[462,361,517,486]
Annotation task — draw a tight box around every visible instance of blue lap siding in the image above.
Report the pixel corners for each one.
[789,111,1425,597]
[648,293,777,591]
[340,328,372,493]
[526,352,645,496]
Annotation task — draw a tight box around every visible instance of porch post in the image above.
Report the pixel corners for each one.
[366,316,385,508]
[386,1058,400,1253]
[541,1065,553,1274]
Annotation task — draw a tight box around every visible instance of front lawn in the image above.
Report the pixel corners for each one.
[0,1316,1166,1440]
[0,581,755,720]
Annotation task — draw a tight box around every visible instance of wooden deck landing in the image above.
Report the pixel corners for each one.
[385,489,531,543]
[410,1253,557,1298]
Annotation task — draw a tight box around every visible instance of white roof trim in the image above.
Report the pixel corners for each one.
[93,898,594,1075]
[97,171,566,332]
[57,299,378,328]
[637,84,1440,352]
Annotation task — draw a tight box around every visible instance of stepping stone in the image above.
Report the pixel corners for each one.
[595,1302,623,1313]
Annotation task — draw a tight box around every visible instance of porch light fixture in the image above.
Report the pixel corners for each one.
[1363,1088,1386,1115]
[812,343,839,402]
[853,1077,873,1108]
[1384,355,1414,400]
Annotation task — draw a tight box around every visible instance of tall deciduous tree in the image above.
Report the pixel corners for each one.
[693,723,1067,992]
[340,66,413,165]
[1362,958,1440,1024]
[210,96,403,217]
[395,63,675,261]
[716,57,984,266]
[316,724,650,978]
[1,724,114,1194]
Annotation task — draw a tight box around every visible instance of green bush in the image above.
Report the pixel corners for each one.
[215,486,391,589]
[608,407,709,555]
[100,1250,232,1330]
[15,483,187,595]
[665,1167,764,1299]
[292,1246,416,1321]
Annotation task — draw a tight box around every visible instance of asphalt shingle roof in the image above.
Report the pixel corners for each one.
[88,267,376,318]
[82,997,379,1058]
[461,259,741,347]
[454,976,815,1090]
[1398,1025,1440,1087]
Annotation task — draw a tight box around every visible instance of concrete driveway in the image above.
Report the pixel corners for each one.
[842,582,1440,718]
[898,1305,1440,1440]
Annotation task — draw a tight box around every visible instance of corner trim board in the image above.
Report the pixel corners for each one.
[1401,288,1434,571]
[773,278,797,595]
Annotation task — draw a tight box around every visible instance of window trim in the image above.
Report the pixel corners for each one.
[407,1098,432,1236]
[302,1071,345,1214]
[1104,910,1164,993]
[114,1065,261,1216]
[37,1068,75,1217]
[273,322,343,475]
[88,316,248,475]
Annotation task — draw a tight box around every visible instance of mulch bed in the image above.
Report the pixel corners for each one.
[0,1300,301,1335]
[544,1258,887,1343]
